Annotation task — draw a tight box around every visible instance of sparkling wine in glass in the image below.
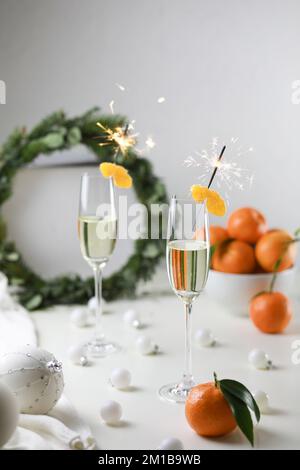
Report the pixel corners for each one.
[159,196,210,403]
[78,173,120,357]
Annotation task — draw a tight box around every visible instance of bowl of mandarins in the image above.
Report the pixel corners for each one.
[205,207,297,317]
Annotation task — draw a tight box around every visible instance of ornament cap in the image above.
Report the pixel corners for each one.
[46,360,62,374]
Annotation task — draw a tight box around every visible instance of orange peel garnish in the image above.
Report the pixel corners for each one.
[99,162,132,189]
[191,184,226,217]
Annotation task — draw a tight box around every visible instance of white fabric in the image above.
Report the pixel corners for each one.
[0,273,97,450]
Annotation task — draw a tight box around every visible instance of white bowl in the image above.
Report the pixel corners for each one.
[205,268,296,316]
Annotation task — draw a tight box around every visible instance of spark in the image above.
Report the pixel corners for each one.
[115,83,125,91]
[184,137,254,193]
[96,122,137,155]
[157,96,165,104]
[145,136,156,149]
[109,100,115,114]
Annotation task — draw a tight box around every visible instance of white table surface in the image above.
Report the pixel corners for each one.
[33,271,300,450]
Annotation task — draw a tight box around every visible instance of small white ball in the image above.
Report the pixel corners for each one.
[136,335,157,355]
[123,309,141,328]
[248,349,271,370]
[195,328,215,347]
[110,368,131,390]
[100,400,122,424]
[70,308,89,328]
[253,390,269,413]
[157,437,184,450]
[87,296,97,311]
[68,344,88,365]
[88,296,107,312]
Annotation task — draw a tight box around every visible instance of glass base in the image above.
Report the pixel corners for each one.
[159,378,196,403]
[87,338,121,358]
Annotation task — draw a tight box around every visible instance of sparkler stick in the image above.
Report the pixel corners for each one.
[192,145,226,233]
[207,145,226,189]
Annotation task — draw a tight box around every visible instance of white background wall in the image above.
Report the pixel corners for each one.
[1,0,300,277]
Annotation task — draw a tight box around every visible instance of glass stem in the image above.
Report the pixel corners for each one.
[93,263,104,343]
[183,301,193,387]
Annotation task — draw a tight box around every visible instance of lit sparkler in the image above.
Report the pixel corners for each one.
[184,137,254,193]
[96,122,137,156]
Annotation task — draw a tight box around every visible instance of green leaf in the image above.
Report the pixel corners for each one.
[220,379,260,422]
[41,133,64,149]
[67,127,81,146]
[25,294,43,311]
[221,388,254,446]
[5,252,19,262]
[143,243,160,258]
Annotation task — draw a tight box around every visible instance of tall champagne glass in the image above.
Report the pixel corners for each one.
[159,196,210,403]
[78,173,120,357]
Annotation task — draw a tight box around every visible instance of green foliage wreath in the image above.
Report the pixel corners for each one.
[0,108,168,310]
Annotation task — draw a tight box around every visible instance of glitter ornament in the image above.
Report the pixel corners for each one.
[0,381,19,447]
[100,400,122,424]
[248,349,272,370]
[70,308,89,328]
[110,368,131,390]
[195,328,215,347]
[253,390,269,413]
[157,437,184,450]
[0,345,64,414]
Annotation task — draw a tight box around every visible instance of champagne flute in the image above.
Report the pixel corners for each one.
[159,196,210,403]
[78,173,120,357]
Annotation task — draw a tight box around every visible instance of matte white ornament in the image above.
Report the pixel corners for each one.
[100,400,122,424]
[136,335,158,355]
[68,344,88,366]
[0,382,19,447]
[248,349,272,370]
[0,345,64,414]
[253,390,269,413]
[70,308,89,328]
[195,328,215,347]
[157,437,184,450]
[110,368,131,390]
[123,309,142,329]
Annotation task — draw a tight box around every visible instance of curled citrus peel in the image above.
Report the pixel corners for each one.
[191,184,226,217]
[99,162,132,189]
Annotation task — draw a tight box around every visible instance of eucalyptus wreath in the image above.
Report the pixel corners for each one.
[0,107,168,310]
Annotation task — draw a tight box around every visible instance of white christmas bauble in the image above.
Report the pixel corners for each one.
[253,390,269,413]
[136,335,157,355]
[157,437,184,450]
[110,368,131,390]
[0,345,64,414]
[0,382,19,448]
[195,328,215,347]
[123,309,141,328]
[70,308,89,328]
[248,349,271,370]
[100,400,122,424]
[68,344,88,366]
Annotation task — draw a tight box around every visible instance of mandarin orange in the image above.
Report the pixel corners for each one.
[255,230,296,272]
[227,207,267,244]
[212,240,256,274]
[185,382,237,437]
[250,291,292,334]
